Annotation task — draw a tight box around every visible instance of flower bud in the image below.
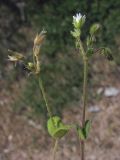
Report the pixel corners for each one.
[27,62,34,69]
[90,23,101,36]
[86,47,94,57]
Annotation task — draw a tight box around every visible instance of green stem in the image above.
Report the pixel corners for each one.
[81,58,88,160]
[38,76,54,124]
[38,76,58,158]
[79,40,88,160]
[33,51,36,67]
[82,57,88,126]
[53,139,58,160]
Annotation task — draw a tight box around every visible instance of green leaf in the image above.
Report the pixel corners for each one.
[53,125,70,138]
[101,47,113,61]
[86,36,96,47]
[71,29,81,38]
[86,36,92,47]
[76,120,91,140]
[87,48,94,57]
[76,126,86,140]
[47,116,60,137]
[84,120,91,138]
[47,116,70,139]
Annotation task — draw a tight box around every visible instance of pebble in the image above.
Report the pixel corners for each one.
[28,120,42,130]
[104,87,120,97]
[88,105,101,113]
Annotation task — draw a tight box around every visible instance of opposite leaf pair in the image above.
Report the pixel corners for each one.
[77,120,91,140]
[47,116,91,141]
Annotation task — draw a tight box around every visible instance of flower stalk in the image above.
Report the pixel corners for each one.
[71,12,113,160]
[79,40,88,160]
[82,56,88,126]
[33,31,56,127]
[81,57,88,160]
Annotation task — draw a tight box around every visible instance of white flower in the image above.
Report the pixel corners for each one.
[73,13,86,29]
[73,13,82,23]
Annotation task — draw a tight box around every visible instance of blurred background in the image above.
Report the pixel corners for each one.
[0,0,120,159]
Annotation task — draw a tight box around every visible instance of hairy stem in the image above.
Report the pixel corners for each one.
[82,57,88,126]
[81,57,88,160]
[79,40,88,160]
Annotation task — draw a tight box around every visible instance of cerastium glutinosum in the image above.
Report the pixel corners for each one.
[8,13,113,160]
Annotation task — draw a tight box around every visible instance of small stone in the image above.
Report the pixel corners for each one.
[8,134,13,141]
[28,120,42,130]
[88,105,101,113]
[88,155,96,160]
[104,87,120,97]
